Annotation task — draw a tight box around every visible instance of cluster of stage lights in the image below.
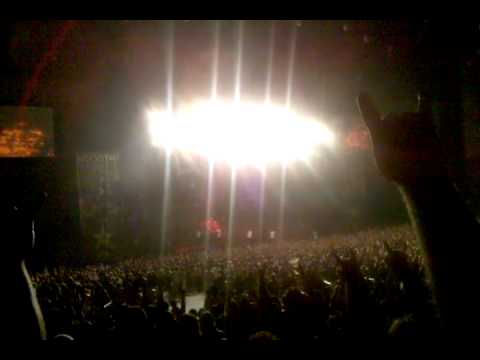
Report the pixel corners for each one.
[147,99,335,167]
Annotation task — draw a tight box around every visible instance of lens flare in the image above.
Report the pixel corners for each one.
[147,100,335,167]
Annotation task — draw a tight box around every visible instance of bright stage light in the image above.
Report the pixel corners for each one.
[147,99,335,166]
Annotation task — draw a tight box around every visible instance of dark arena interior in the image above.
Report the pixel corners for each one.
[1,20,480,342]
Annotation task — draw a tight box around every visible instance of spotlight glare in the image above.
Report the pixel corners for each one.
[147,100,335,166]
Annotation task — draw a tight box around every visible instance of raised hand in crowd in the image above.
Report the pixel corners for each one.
[358,92,478,333]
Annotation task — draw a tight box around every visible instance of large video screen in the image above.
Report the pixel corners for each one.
[0,106,54,157]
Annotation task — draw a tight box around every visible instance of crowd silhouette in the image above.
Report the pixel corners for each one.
[32,225,438,341]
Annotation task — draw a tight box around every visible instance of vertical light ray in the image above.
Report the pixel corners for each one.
[204,21,221,291]
[160,20,175,256]
[259,21,276,246]
[225,20,244,320]
[279,21,298,244]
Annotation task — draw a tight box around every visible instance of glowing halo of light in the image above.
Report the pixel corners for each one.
[147,99,335,167]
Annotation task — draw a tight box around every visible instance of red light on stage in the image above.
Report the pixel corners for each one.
[203,218,221,234]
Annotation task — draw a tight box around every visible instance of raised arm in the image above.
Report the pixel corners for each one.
[7,259,47,341]
[3,204,47,341]
[357,93,477,333]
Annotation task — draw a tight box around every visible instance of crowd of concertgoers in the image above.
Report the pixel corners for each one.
[31,225,442,342]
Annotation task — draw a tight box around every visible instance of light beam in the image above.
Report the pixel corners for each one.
[279,21,299,243]
[160,20,175,256]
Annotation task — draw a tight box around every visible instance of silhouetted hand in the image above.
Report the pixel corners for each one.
[357,93,446,184]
